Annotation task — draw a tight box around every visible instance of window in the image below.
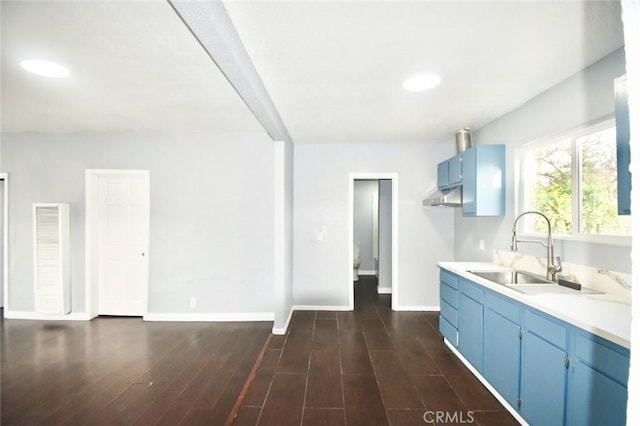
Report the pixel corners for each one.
[520,119,631,240]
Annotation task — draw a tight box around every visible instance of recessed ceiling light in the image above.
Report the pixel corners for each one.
[403,73,441,92]
[20,59,69,78]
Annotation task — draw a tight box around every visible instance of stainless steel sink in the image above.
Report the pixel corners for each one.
[465,269,604,295]
[467,270,551,285]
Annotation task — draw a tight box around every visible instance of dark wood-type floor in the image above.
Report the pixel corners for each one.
[1,312,272,425]
[1,276,519,425]
[232,276,519,426]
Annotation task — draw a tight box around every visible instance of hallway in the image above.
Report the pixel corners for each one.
[232,276,518,425]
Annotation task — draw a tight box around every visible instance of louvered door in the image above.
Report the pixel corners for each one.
[33,203,70,314]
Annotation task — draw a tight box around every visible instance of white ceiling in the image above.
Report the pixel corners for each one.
[1,0,625,144]
[0,0,263,134]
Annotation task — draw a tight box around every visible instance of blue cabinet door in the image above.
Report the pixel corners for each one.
[462,148,477,214]
[567,332,629,426]
[568,361,627,426]
[458,293,484,372]
[437,160,449,189]
[448,154,463,186]
[462,145,505,217]
[520,330,567,426]
[484,307,521,408]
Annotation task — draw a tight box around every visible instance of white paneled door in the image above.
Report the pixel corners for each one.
[97,174,149,316]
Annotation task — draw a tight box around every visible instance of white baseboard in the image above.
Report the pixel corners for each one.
[445,339,527,425]
[377,286,392,294]
[393,305,440,312]
[3,311,93,321]
[292,305,351,311]
[357,269,377,275]
[272,308,293,335]
[143,312,275,322]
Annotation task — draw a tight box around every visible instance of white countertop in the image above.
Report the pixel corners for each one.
[438,262,631,349]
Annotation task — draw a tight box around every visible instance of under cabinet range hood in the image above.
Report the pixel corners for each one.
[423,185,462,207]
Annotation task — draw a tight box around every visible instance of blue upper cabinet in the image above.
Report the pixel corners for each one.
[615,75,631,215]
[448,154,463,187]
[437,160,449,189]
[437,154,463,190]
[462,145,506,216]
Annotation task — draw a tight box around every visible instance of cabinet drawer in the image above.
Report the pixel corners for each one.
[574,332,630,386]
[440,282,458,308]
[485,292,520,324]
[440,269,458,289]
[439,315,458,346]
[441,300,458,327]
[525,310,567,350]
[459,278,483,303]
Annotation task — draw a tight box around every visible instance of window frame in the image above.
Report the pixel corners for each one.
[517,117,631,247]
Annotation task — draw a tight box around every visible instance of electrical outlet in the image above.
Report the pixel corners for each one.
[189,297,197,308]
[479,239,485,251]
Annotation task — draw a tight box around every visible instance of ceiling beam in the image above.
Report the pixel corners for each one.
[169,0,292,143]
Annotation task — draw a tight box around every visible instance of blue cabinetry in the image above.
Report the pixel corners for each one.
[438,268,630,426]
[484,293,522,409]
[458,279,484,372]
[438,269,459,346]
[520,310,568,426]
[437,154,463,190]
[567,332,629,426]
[462,145,506,216]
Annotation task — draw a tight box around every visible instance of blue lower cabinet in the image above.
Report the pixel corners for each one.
[568,361,627,426]
[439,270,459,346]
[439,315,458,346]
[458,293,484,372]
[566,332,630,426]
[520,331,567,426]
[520,311,568,426]
[436,268,630,426]
[484,304,521,408]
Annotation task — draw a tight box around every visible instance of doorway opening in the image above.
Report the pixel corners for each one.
[0,173,7,312]
[348,173,398,310]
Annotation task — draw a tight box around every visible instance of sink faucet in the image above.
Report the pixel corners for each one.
[511,211,562,281]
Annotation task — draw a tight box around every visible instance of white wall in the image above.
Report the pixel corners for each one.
[0,180,4,308]
[273,139,294,333]
[378,179,392,290]
[353,180,378,273]
[454,48,631,273]
[1,131,275,315]
[293,142,454,309]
